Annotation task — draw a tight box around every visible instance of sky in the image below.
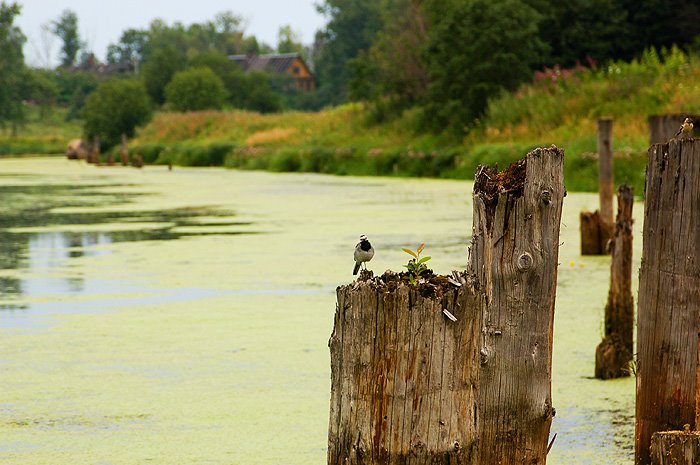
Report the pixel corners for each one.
[15,0,327,67]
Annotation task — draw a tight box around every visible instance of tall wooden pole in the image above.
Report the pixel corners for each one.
[597,118,614,235]
[594,185,634,379]
[328,147,565,465]
[636,139,700,464]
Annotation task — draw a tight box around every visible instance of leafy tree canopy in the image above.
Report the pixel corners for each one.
[52,9,82,67]
[164,67,227,112]
[82,78,152,149]
[0,1,27,131]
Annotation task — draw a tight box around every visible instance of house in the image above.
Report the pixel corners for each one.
[68,53,135,75]
[228,53,315,92]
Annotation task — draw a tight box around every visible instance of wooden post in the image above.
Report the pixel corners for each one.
[635,139,700,465]
[328,146,565,465]
[89,136,101,165]
[597,118,614,237]
[580,119,614,255]
[120,133,129,166]
[594,185,634,379]
[580,210,604,255]
[650,431,700,464]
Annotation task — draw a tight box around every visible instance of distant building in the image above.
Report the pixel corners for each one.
[228,53,315,92]
[68,53,135,75]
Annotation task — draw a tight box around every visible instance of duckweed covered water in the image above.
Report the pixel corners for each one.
[0,158,639,464]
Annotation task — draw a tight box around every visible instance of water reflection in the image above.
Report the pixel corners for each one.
[0,181,255,309]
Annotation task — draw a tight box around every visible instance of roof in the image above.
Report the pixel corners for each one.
[228,53,310,75]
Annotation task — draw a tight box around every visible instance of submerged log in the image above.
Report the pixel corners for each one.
[328,146,565,465]
[636,139,700,465]
[650,431,700,465]
[595,185,634,379]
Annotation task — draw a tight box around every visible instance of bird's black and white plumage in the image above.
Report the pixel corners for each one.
[353,234,374,275]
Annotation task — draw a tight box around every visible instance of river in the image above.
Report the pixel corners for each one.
[0,157,639,464]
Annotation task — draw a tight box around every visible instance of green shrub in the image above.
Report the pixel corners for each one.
[165,67,227,112]
[82,78,152,149]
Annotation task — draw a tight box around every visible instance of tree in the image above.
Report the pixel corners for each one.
[422,0,546,134]
[164,67,227,111]
[240,71,282,113]
[106,28,148,65]
[313,0,383,105]
[141,44,186,104]
[0,2,27,133]
[82,78,152,149]
[349,0,429,112]
[277,25,303,54]
[22,68,58,117]
[52,9,82,67]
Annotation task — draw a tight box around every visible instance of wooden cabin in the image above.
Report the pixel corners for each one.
[228,53,315,92]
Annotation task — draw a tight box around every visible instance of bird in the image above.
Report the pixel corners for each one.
[675,117,694,138]
[353,234,375,275]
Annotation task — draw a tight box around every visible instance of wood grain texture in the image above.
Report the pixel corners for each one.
[650,431,700,465]
[328,146,565,465]
[598,118,614,228]
[636,139,700,465]
[595,185,634,379]
[580,210,605,255]
[470,146,564,464]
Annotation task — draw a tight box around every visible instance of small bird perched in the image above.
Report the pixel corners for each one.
[675,117,694,138]
[353,234,374,275]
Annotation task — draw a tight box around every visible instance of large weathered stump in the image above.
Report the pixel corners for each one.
[328,146,565,465]
[595,185,634,379]
[635,138,700,465]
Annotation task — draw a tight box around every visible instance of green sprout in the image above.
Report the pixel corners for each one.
[402,243,432,285]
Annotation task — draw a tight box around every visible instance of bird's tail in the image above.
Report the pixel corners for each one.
[353,262,361,275]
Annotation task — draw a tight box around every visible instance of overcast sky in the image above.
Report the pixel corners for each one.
[15,0,327,67]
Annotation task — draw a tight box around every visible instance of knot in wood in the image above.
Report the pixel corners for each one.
[517,252,534,272]
[540,190,552,205]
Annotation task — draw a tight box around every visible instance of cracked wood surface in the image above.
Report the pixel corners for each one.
[328,146,564,464]
[636,139,700,465]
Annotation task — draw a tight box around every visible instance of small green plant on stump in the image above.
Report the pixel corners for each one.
[402,243,432,285]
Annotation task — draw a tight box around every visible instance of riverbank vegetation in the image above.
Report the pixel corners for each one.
[125,46,699,193]
[1,1,700,193]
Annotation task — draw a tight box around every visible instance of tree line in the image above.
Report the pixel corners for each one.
[312,0,700,135]
[0,2,311,147]
[1,0,699,148]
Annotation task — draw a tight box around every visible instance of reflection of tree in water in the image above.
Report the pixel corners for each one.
[0,230,27,308]
[0,181,249,308]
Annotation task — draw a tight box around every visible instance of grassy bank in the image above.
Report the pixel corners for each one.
[0,107,82,156]
[128,103,642,193]
[129,48,700,193]
[5,47,699,193]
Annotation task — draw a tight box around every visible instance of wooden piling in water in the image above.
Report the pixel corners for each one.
[594,185,634,380]
[580,118,614,255]
[597,118,614,232]
[328,146,565,465]
[120,133,129,166]
[650,431,700,464]
[635,138,700,465]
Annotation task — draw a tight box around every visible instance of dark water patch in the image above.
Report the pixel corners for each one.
[0,181,255,306]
